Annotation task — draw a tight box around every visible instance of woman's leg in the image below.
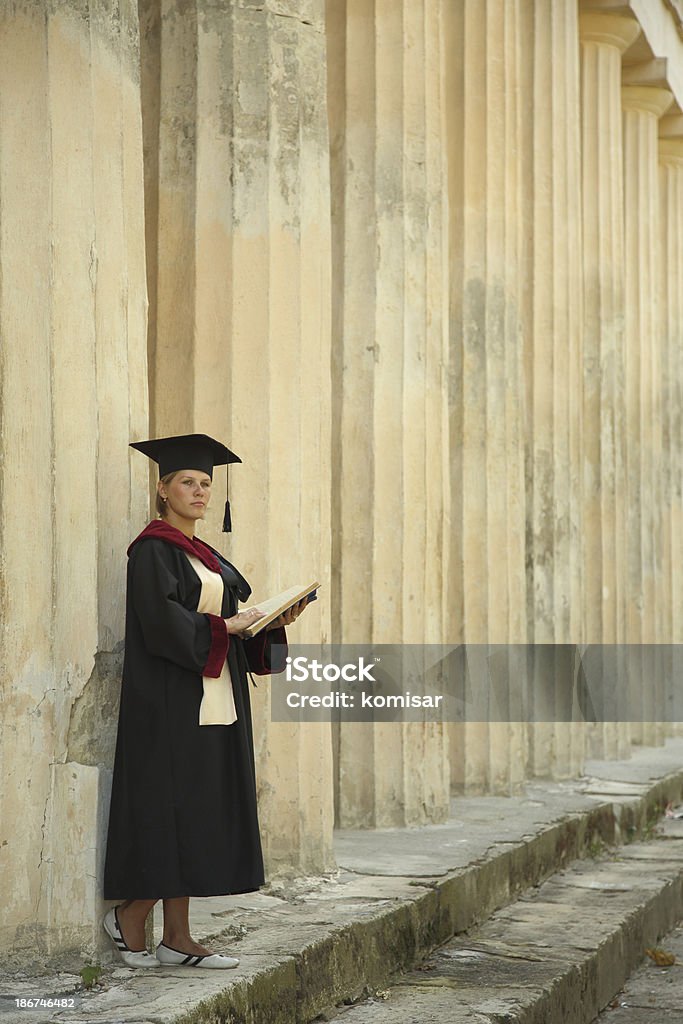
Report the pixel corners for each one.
[116,899,158,951]
[161,897,211,955]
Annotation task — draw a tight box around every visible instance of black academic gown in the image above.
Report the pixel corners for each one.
[103,526,286,900]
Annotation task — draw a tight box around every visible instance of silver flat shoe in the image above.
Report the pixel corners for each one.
[156,941,239,969]
[103,907,160,968]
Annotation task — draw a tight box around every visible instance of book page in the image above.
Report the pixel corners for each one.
[241,581,320,638]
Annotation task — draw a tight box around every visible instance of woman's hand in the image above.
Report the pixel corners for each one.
[266,598,309,631]
[224,608,265,636]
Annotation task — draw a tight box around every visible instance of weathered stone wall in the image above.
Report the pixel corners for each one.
[0,0,148,954]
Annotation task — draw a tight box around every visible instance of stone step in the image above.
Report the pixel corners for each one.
[592,919,683,1022]
[323,835,683,1023]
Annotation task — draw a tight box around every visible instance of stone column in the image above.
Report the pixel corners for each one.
[0,0,148,955]
[140,0,334,871]
[659,121,683,738]
[579,12,640,760]
[445,0,527,795]
[520,0,585,781]
[328,0,450,825]
[659,119,683,654]
[621,82,673,746]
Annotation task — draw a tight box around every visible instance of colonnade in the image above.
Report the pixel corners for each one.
[1,0,683,956]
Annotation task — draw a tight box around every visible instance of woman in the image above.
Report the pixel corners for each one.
[103,433,307,968]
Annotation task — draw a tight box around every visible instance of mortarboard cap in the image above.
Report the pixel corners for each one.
[130,433,241,532]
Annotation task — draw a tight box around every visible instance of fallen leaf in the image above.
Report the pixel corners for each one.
[645,947,676,967]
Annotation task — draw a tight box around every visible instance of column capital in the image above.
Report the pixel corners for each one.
[622,85,674,118]
[579,12,640,52]
[622,58,669,89]
[660,139,683,164]
[660,113,683,140]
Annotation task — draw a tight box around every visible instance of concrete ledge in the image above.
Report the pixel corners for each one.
[2,741,683,1024]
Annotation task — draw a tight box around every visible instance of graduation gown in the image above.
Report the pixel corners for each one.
[103,521,286,900]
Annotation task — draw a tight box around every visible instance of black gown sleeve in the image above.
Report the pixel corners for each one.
[129,539,229,677]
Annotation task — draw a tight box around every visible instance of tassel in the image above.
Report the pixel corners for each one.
[223,463,232,532]
[223,498,232,533]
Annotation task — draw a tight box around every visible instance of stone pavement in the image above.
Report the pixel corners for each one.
[3,741,683,1024]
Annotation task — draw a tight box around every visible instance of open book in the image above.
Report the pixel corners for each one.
[241,581,320,638]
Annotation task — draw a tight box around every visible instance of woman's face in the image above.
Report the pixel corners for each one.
[158,469,212,525]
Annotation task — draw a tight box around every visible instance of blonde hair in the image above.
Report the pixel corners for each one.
[156,471,179,518]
